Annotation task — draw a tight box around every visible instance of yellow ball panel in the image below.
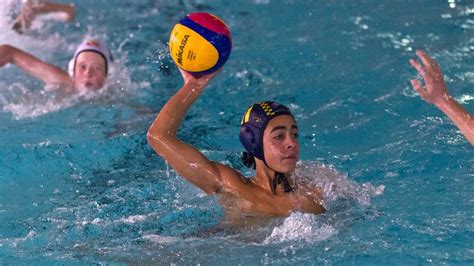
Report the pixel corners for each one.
[169,24,219,72]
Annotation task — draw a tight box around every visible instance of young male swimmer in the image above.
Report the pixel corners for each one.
[147,69,325,217]
[0,40,113,92]
[410,50,474,145]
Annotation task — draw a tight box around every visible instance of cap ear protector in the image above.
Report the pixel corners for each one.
[239,108,264,160]
[239,101,293,164]
[239,101,295,194]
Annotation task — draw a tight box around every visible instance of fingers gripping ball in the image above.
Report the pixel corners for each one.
[169,12,232,75]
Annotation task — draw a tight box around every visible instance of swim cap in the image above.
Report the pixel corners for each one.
[239,101,293,162]
[68,40,113,77]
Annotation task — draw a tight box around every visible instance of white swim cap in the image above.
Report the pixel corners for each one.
[68,40,113,77]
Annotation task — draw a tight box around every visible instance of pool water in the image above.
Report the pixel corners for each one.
[0,0,473,264]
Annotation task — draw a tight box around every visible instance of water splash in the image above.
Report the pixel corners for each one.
[260,162,383,244]
[0,2,143,119]
[0,40,137,120]
[0,1,74,119]
[294,161,384,207]
[0,229,37,248]
[0,0,20,41]
[263,212,336,244]
[142,234,179,244]
[0,0,71,54]
[1,84,78,119]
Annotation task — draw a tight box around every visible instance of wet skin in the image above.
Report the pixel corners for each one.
[73,51,106,91]
[262,115,300,174]
[147,70,326,218]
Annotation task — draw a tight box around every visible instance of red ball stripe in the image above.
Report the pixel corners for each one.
[187,12,231,39]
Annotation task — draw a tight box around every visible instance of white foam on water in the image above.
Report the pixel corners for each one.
[0,44,137,120]
[263,212,336,244]
[117,215,148,225]
[2,88,78,119]
[0,2,142,120]
[0,0,20,41]
[457,94,474,104]
[0,1,74,119]
[0,0,70,56]
[260,162,384,244]
[294,161,385,207]
[142,234,179,244]
[0,229,37,248]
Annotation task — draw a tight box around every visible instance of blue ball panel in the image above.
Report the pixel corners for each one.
[179,17,232,74]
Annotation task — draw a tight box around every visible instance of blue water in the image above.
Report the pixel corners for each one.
[1,0,473,264]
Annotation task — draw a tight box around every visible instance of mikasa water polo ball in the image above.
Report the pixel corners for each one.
[169,12,232,75]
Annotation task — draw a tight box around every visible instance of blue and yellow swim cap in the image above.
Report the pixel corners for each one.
[239,101,293,162]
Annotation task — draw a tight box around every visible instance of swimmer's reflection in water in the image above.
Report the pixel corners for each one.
[147,68,326,221]
[0,40,113,94]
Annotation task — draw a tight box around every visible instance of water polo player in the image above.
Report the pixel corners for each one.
[147,68,326,217]
[0,39,113,92]
[410,50,474,145]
